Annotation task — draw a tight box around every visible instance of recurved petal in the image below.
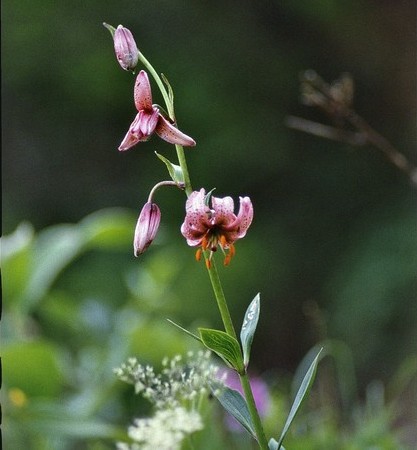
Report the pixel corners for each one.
[155,115,196,147]
[118,113,142,151]
[211,196,235,225]
[224,196,253,237]
[134,70,153,111]
[181,189,210,241]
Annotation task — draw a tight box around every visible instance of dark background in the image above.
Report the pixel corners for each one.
[3,0,416,388]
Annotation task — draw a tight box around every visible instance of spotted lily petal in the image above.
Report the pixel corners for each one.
[134,70,153,111]
[224,197,253,238]
[155,115,196,147]
[138,108,159,136]
[118,113,142,151]
[180,189,211,245]
[211,196,236,226]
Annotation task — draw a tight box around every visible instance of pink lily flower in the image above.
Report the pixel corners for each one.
[119,70,196,151]
[180,188,253,268]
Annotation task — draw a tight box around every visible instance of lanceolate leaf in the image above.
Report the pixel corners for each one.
[240,293,261,367]
[166,319,202,343]
[276,348,323,449]
[211,385,257,440]
[161,73,174,106]
[268,438,286,450]
[199,328,244,373]
[155,152,184,184]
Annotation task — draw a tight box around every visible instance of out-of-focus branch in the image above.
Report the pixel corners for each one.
[285,116,366,147]
[288,70,417,188]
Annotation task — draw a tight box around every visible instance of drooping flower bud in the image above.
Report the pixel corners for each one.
[105,23,139,71]
[133,202,161,256]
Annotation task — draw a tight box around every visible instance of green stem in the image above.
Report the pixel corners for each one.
[139,52,173,117]
[206,257,268,450]
[175,144,193,196]
[239,373,269,450]
[205,257,236,339]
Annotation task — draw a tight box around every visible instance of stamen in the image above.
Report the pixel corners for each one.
[223,244,235,266]
[195,248,202,261]
[219,235,227,248]
[205,258,211,270]
[201,236,209,250]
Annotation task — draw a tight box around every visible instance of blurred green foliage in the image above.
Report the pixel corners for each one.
[2,214,416,448]
[2,0,416,448]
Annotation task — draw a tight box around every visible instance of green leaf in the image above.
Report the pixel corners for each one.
[268,438,286,450]
[155,152,184,184]
[166,319,202,343]
[211,385,257,440]
[161,73,174,106]
[199,328,244,373]
[102,22,116,37]
[240,293,260,367]
[276,348,323,449]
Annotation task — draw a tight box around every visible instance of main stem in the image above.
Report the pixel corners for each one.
[205,257,236,339]
[239,372,269,449]
[207,258,269,450]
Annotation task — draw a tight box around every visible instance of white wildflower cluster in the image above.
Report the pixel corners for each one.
[116,406,203,450]
[115,351,226,450]
[114,350,225,409]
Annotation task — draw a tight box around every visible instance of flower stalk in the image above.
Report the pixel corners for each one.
[205,257,269,450]
[239,372,269,450]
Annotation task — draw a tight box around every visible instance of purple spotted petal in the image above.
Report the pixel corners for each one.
[224,196,253,238]
[138,108,159,137]
[155,115,196,147]
[134,70,153,111]
[118,113,142,151]
[211,196,236,226]
[180,189,210,245]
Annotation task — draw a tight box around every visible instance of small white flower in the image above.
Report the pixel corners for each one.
[126,407,203,450]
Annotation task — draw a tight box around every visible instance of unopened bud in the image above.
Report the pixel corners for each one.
[134,202,161,256]
[106,24,139,71]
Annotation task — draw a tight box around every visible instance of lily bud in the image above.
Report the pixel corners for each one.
[133,202,161,256]
[112,24,139,71]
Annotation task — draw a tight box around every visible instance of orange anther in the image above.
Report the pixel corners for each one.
[201,236,209,250]
[220,235,227,248]
[205,258,212,270]
[195,248,202,261]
